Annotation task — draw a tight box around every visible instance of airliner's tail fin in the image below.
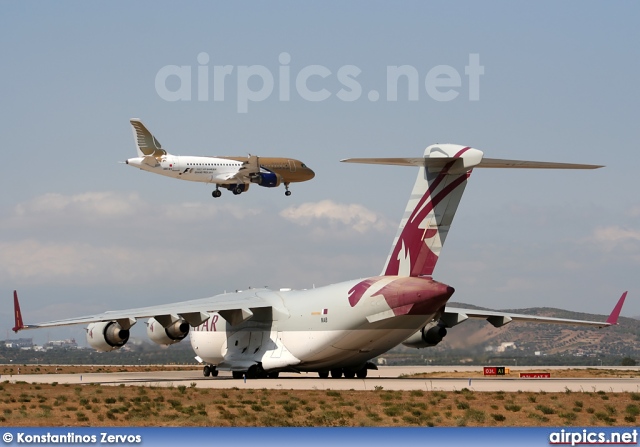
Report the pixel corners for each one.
[130,118,167,158]
[342,144,603,277]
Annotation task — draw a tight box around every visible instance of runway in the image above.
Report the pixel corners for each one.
[4,366,640,392]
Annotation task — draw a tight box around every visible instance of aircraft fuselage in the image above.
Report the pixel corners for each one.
[126,155,314,186]
[189,276,454,372]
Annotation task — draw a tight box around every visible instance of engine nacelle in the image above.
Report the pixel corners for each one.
[147,317,190,346]
[86,321,130,352]
[402,321,447,349]
[251,172,282,188]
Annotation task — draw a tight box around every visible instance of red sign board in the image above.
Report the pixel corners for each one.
[519,372,551,378]
[483,366,506,376]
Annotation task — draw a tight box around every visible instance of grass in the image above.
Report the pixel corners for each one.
[1,380,640,427]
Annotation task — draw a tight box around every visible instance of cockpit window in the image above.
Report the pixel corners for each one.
[301,163,306,168]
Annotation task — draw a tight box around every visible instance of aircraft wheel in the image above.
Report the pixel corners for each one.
[285,190,292,196]
[330,369,343,378]
[232,371,244,379]
[211,368,219,377]
[233,186,243,195]
[318,371,329,378]
[203,365,211,377]
[212,190,221,198]
[267,372,280,379]
[344,370,356,379]
[356,368,368,379]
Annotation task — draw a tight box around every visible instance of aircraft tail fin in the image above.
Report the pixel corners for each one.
[130,118,167,158]
[12,290,25,333]
[342,145,603,277]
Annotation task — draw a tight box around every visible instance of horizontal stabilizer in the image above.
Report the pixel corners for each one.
[142,155,160,167]
[341,157,603,170]
[477,158,603,169]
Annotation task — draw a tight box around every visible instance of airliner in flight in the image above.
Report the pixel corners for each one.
[12,144,626,379]
[126,119,315,197]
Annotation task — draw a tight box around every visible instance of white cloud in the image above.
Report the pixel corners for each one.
[6,191,260,228]
[280,199,391,233]
[592,226,640,247]
[14,192,138,219]
[0,192,386,289]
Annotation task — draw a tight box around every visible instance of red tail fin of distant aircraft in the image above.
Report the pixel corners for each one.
[12,290,25,333]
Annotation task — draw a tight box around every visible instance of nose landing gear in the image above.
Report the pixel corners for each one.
[284,183,292,196]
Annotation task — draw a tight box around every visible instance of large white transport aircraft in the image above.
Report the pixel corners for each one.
[12,144,627,379]
[126,119,315,197]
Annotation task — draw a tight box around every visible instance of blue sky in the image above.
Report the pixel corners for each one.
[1,2,639,344]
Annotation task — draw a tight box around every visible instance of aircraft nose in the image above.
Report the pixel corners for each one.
[306,168,315,180]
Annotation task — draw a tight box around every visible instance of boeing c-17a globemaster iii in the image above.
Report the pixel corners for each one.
[125,119,315,197]
[12,144,626,379]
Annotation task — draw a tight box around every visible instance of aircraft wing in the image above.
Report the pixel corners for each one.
[227,155,261,183]
[12,290,272,331]
[442,292,627,329]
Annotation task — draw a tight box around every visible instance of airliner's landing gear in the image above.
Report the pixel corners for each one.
[330,369,343,378]
[318,371,329,378]
[233,185,243,195]
[232,371,245,379]
[203,364,219,377]
[212,187,221,198]
[284,183,292,196]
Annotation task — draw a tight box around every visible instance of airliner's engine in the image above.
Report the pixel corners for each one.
[146,317,190,346]
[86,321,130,352]
[402,321,447,348]
[251,172,282,188]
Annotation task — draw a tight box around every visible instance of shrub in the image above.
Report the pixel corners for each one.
[535,405,556,415]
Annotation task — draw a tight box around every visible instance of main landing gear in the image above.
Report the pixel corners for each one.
[284,182,292,196]
[203,364,219,377]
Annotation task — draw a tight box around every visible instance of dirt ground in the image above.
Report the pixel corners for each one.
[1,366,639,427]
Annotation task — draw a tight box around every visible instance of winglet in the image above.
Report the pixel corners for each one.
[12,290,25,333]
[605,291,627,325]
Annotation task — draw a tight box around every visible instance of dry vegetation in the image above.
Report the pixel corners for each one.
[1,380,639,427]
[0,365,194,376]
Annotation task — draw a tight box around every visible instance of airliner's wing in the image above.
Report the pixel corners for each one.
[442,292,627,329]
[226,155,261,183]
[12,290,273,332]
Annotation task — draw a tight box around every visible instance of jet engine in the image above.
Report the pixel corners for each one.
[146,317,190,346]
[402,321,447,348]
[251,172,282,188]
[86,321,130,352]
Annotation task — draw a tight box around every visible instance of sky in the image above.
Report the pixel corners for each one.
[1,1,639,345]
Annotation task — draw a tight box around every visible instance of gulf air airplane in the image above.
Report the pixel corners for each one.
[12,144,627,379]
[125,119,315,197]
